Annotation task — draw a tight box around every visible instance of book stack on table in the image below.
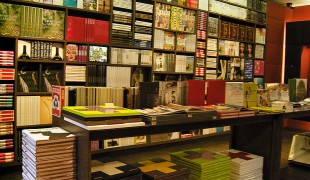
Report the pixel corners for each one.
[22,127,76,180]
[170,148,231,180]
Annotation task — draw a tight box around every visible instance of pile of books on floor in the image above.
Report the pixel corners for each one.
[218,149,264,179]
[170,148,231,179]
[133,157,190,179]
[91,157,142,180]
[21,127,76,180]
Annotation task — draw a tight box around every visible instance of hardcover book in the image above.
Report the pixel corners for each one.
[230,23,239,40]
[238,25,246,41]
[41,65,63,92]
[22,127,75,146]
[208,17,219,37]
[288,78,307,102]
[63,0,77,8]
[91,157,141,180]
[246,26,254,42]
[220,20,229,39]
[155,3,171,29]
[83,0,97,11]
[0,3,21,36]
[17,68,39,92]
[132,157,190,179]
[42,9,65,40]
[89,46,108,62]
[254,60,264,76]
[97,0,110,13]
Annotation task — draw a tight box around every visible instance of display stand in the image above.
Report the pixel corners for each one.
[53,111,285,180]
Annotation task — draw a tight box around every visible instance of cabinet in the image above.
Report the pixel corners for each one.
[53,111,284,180]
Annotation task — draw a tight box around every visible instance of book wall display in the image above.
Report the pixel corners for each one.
[134,0,153,48]
[66,44,87,62]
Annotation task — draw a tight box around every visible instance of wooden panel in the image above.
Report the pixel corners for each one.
[266,43,283,64]
[265,64,282,83]
[267,18,284,44]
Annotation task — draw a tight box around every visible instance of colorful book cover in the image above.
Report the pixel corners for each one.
[186,56,194,73]
[42,9,65,40]
[0,3,21,36]
[243,82,258,108]
[89,45,108,62]
[155,3,171,29]
[66,44,78,62]
[63,0,77,8]
[176,33,186,51]
[220,20,229,39]
[288,78,307,102]
[83,0,97,11]
[164,32,175,50]
[254,60,264,76]
[208,17,218,37]
[52,85,65,118]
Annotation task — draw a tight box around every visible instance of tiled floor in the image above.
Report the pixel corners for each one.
[0,128,309,179]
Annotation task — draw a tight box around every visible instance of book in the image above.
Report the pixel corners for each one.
[17,68,39,92]
[288,79,307,102]
[254,60,264,76]
[208,17,219,37]
[62,105,141,118]
[42,9,65,40]
[155,3,171,29]
[83,0,97,11]
[0,3,21,36]
[22,127,75,146]
[41,65,62,92]
[89,46,108,62]
[220,20,229,39]
[91,157,141,180]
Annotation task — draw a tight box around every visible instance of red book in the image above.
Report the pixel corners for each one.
[0,51,14,55]
[206,80,226,105]
[187,80,206,106]
[66,16,86,42]
[52,85,65,118]
[0,152,14,156]
[254,60,264,76]
[93,20,110,44]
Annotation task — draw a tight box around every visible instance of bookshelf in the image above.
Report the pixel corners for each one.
[0,0,268,167]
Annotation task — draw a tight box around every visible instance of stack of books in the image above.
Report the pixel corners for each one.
[218,149,264,179]
[0,51,14,66]
[133,157,190,179]
[91,157,141,179]
[22,127,76,180]
[170,148,231,179]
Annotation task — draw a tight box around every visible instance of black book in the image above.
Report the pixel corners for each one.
[17,67,39,92]
[41,65,63,92]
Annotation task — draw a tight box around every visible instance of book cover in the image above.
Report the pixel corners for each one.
[91,157,141,179]
[220,20,229,39]
[164,31,175,50]
[83,0,97,11]
[97,0,110,13]
[66,44,78,62]
[155,3,171,29]
[17,67,39,92]
[208,17,219,37]
[52,85,65,118]
[89,45,108,62]
[41,65,63,92]
[225,82,244,106]
[187,80,205,106]
[40,96,52,124]
[254,60,264,76]
[42,9,65,40]
[246,26,254,42]
[139,82,160,108]
[132,157,190,179]
[230,23,238,40]
[206,80,226,105]
[63,0,77,8]
[22,127,75,146]
[288,79,307,102]
[66,16,86,42]
[0,3,21,36]
[243,82,258,108]
[62,105,142,118]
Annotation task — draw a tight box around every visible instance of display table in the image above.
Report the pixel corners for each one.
[52,110,293,180]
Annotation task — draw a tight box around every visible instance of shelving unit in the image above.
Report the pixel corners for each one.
[0,0,268,167]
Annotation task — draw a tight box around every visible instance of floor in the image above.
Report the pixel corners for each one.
[0,128,309,179]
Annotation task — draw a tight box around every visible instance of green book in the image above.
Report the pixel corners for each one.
[288,78,307,102]
[42,9,65,40]
[0,2,21,36]
[62,105,142,118]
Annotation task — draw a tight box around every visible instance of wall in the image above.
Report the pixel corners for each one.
[267,2,310,130]
[265,2,293,83]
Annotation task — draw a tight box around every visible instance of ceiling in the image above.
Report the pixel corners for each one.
[270,0,310,7]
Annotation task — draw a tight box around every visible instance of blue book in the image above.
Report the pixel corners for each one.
[63,0,77,8]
